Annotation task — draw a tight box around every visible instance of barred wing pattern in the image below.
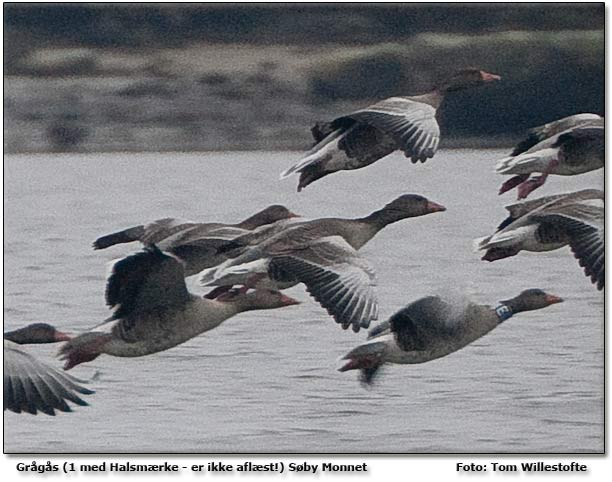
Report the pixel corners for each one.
[342,97,440,162]
[269,236,378,332]
[533,202,604,290]
[4,342,93,415]
[510,114,602,156]
[106,245,191,319]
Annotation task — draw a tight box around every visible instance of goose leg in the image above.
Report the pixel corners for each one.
[59,333,111,370]
[516,174,547,199]
[516,159,559,199]
[499,174,529,195]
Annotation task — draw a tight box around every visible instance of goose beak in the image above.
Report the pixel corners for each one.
[54,331,72,342]
[338,358,360,372]
[427,201,446,213]
[288,211,301,219]
[482,250,503,262]
[545,294,564,305]
[280,294,301,306]
[480,71,501,82]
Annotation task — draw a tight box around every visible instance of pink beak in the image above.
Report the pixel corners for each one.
[545,294,564,304]
[54,331,72,342]
[480,71,501,82]
[427,201,447,213]
[280,294,301,306]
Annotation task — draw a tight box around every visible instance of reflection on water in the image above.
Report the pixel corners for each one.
[3,150,604,452]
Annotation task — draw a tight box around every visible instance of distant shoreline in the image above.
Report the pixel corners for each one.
[3,137,515,156]
[4,5,603,154]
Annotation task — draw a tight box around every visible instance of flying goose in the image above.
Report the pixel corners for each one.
[59,245,299,370]
[339,289,563,385]
[4,323,94,415]
[497,114,603,199]
[92,205,299,276]
[280,68,500,191]
[476,189,604,290]
[200,194,446,332]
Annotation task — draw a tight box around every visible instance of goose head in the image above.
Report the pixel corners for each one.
[373,194,446,225]
[437,68,501,93]
[4,323,72,344]
[500,289,563,314]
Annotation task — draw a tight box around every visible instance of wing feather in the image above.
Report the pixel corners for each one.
[340,97,440,162]
[105,245,191,319]
[4,342,93,415]
[531,205,604,289]
[268,236,378,332]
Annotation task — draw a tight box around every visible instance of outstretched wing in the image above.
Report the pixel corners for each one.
[499,189,604,232]
[93,218,201,250]
[532,201,604,290]
[216,219,303,258]
[157,225,246,249]
[4,341,94,415]
[105,245,191,319]
[511,114,603,156]
[268,236,378,332]
[339,97,440,162]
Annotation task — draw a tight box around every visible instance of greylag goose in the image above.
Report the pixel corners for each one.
[59,245,299,370]
[92,205,299,276]
[200,194,446,332]
[339,289,563,385]
[476,189,604,290]
[4,323,94,415]
[280,68,500,191]
[496,114,603,199]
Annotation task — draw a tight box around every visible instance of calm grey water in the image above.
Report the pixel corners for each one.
[3,150,604,453]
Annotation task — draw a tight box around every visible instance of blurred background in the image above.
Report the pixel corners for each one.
[3,3,604,154]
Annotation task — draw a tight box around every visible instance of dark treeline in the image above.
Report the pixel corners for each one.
[3,3,603,47]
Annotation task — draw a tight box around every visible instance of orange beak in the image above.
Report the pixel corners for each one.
[480,71,501,82]
[545,294,564,304]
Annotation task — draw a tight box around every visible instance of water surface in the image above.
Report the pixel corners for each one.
[3,150,604,452]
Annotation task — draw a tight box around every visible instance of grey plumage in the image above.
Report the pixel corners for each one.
[4,325,94,415]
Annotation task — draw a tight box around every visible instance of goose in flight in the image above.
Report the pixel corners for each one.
[496,114,603,199]
[476,189,604,290]
[280,68,500,191]
[201,194,446,332]
[93,205,299,276]
[59,246,299,370]
[340,289,563,385]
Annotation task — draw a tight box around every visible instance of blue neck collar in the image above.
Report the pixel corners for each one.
[495,304,513,323]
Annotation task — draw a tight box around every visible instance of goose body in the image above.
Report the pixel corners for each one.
[59,246,299,369]
[497,114,604,199]
[4,324,94,415]
[201,195,446,331]
[92,205,299,276]
[340,289,563,385]
[476,189,604,290]
[281,69,500,191]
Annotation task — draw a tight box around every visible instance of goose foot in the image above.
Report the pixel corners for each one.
[499,174,529,195]
[516,176,545,199]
